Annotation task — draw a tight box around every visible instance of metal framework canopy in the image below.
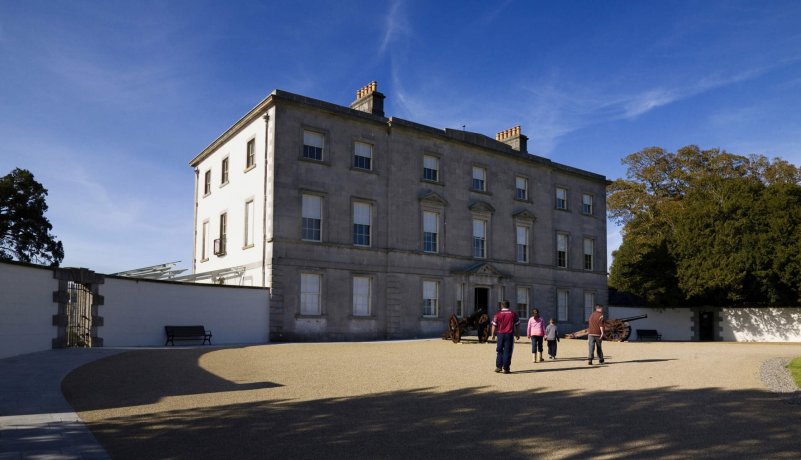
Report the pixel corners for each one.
[112,262,187,280]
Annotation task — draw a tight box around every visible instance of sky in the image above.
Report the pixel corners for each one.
[1,0,801,274]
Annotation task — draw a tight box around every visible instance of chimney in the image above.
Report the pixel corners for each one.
[350,81,385,117]
[495,125,528,153]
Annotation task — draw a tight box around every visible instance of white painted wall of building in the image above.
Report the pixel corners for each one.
[720,307,801,342]
[608,306,694,341]
[101,276,270,346]
[0,263,58,359]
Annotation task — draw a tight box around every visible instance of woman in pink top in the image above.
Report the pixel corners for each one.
[527,308,546,363]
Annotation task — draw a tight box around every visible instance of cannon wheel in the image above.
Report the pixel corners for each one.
[605,322,631,342]
[477,314,490,343]
[448,314,461,343]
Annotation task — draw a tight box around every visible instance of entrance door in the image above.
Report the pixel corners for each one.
[474,287,489,314]
[699,311,715,341]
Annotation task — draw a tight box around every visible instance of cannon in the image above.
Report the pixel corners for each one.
[565,314,648,342]
[442,309,491,343]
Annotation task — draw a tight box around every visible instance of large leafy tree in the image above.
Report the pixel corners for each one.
[609,146,801,307]
[0,168,64,266]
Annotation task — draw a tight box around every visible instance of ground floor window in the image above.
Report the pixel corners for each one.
[557,289,569,322]
[422,280,439,317]
[300,273,321,315]
[352,276,371,316]
[516,286,529,318]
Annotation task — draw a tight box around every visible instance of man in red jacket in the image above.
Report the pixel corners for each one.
[490,300,520,374]
[588,303,605,365]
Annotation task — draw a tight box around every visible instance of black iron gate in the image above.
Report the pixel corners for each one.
[53,268,104,349]
[66,281,93,347]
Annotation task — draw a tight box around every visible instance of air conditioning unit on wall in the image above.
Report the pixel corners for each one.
[213,238,226,256]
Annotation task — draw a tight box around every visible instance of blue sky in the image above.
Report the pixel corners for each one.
[1,0,800,274]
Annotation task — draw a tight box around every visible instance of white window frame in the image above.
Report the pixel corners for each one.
[244,199,255,248]
[472,166,487,191]
[557,232,568,268]
[221,156,229,185]
[203,170,211,196]
[352,276,371,316]
[301,194,322,242]
[515,176,528,201]
[556,187,567,210]
[300,273,322,315]
[456,283,464,318]
[516,225,529,263]
[423,155,439,182]
[472,218,487,259]
[201,220,210,261]
[582,193,593,215]
[584,291,596,321]
[353,141,373,170]
[583,237,594,271]
[353,201,372,247]
[423,211,439,253]
[422,280,439,317]
[516,286,529,319]
[302,129,325,161]
[246,138,256,169]
[557,289,569,322]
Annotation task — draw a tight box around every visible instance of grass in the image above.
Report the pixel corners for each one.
[786,357,801,388]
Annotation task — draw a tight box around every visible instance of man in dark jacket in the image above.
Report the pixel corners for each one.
[490,300,520,374]
[587,304,605,365]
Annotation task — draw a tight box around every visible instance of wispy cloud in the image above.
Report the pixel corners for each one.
[379,0,410,56]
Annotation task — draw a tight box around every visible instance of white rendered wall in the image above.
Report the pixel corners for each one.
[100,276,269,347]
[0,263,58,359]
[720,307,801,342]
[608,306,694,341]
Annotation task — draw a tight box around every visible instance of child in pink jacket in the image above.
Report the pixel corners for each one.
[526,308,546,362]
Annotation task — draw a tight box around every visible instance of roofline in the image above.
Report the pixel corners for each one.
[189,89,609,183]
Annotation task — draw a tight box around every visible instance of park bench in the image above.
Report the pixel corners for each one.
[636,329,662,341]
[164,325,212,346]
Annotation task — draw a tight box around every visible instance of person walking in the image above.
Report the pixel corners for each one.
[526,308,546,363]
[588,304,605,365]
[491,300,520,374]
[545,318,560,359]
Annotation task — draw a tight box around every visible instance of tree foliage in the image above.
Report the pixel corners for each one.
[608,146,801,307]
[0,168,64,266]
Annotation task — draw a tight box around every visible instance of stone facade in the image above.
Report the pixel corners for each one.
[190,82,608,341]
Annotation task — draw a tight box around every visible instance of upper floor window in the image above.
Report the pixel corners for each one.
[583,238,594,270]
[422,280,439,317]
[516,286,530,319]
[300,273,322,315]
[584,291,596,321]
[217,212,227,256]
[582,193,593,215]
[557,289,569,321]
[302,194,322,242]
[472,166,487,191]
[244,200,255,247]
[203,170,211,195]
[516,176,528,201]
[556,187,567,210]
[423,211,439,253]
[516,225,529,263]
[473,218,487,258]
[352,276,371,316]
[201,221,210,260]
[353,202,372,246]
[423,155,439,182]
[303,130,324,161]
[221,157,229,184]
[354,141,373,170]
[246,139,256,169]
[556,232,568,268]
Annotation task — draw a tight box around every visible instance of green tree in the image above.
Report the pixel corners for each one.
[0,168,64,266]
[609,146,801,307]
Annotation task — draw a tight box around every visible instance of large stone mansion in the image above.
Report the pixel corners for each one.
[189,81,608,341]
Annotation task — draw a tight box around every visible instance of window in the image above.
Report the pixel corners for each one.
[201,221,209,260]
[353,276,371,316]
[584,292,596,321]
[582,193,593,215]
[456,283,464,317]
[557,233,568,268]
[516,225,529,263]
[244,200,255,247]
[422,280,439,317]
[204,170,211,195]
[300,273,322,315]
[584,238,594,270]
[353,202,371,246]
[423,211,439,253]
[246,139,256,169]
[556,187,567,210]
[472,218,487,258]
[516,176,528,200]
[423,155,439,182]
[517,287,529,318]
[354,142,372,170]
[303,130,324,161]
[302,194,322,242]
[472,166,486,191]
[218,212,227,255]
[221,157,229,184]
[557,289,569,321]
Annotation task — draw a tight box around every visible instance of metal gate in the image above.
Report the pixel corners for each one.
[66,281,93,347]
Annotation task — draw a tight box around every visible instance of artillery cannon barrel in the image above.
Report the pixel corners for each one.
[609,314,648,323]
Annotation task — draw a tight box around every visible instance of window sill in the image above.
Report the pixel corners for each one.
[350,166,376,174]
[349,315,376,320]
[242,244,255,250]
[299,156,331,166]
[421,178,443,186]
[203,192,211,198]
[244,165,256,173]
[219,181,229,189]
[200,258,209,263]
[555,207,570,212]
[302,239,323,243]
[420,316,441,321]
[471,189,492,196]
[514,197,532,204]
[295,314,326,319]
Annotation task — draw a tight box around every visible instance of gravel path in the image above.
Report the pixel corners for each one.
[62,339,801,460]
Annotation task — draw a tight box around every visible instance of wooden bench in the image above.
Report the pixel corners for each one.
[165,325,212,346]
[636,329,662,341]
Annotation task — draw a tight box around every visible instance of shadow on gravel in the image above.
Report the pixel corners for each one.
[61,348,280,410]
[64,368,798,459]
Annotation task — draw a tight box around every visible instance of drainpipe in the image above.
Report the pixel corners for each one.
[192,168,199,274]
[261,112,270,288]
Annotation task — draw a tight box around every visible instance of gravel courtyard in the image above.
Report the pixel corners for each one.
[62,339,801,459]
